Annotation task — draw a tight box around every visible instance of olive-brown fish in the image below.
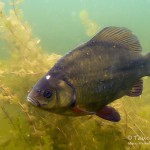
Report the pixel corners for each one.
[27,27,150,122]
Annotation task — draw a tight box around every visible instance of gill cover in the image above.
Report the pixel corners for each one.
[56,79,75,108]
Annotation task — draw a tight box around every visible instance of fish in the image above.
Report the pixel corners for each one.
[27,26,150,122]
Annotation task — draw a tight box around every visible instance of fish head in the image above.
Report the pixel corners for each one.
[27,75,57,109]
[27,72,74,113]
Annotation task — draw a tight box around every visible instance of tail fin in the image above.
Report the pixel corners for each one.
[144,52,150,76]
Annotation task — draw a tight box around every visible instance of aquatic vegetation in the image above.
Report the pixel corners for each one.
[79,10,99,37]
[0,1,150,150]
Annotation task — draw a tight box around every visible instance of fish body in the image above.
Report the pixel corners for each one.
[27,27,150,122]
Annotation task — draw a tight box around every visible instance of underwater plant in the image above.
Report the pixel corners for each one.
[79,9,99,37]
[0,0,150,150]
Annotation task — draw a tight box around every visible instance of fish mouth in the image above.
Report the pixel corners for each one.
[27,96,41,107]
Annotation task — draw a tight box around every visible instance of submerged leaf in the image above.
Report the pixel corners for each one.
[9,0,23,6]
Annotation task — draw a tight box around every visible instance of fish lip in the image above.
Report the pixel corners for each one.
[27,96,41,107]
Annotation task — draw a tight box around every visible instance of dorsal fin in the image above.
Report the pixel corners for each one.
[127,79,143,97]
[91,26,142,52]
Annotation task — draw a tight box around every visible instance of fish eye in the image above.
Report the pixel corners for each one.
[43,89,52,98]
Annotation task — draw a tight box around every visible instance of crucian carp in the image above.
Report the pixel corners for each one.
[27,27,150,122]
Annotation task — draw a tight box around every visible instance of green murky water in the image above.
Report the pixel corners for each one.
[0,0,150,150]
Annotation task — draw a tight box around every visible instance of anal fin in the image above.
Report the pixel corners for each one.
[127,79,143,97]
[96,106,120,122]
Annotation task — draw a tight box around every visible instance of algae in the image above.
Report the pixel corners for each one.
[79,9,99,37]
[0,1,150,150]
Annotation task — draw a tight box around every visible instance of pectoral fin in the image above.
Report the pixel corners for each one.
[96,106,120,122]
[71,106,95,115]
